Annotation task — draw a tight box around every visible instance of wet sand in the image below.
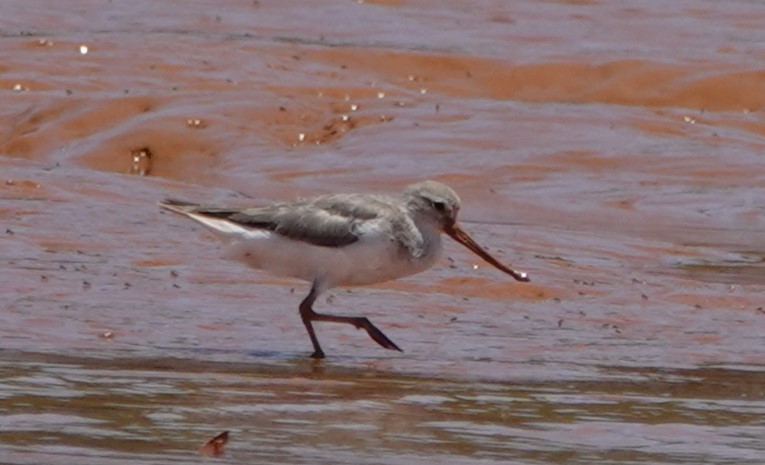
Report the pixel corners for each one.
[2,0,765,463]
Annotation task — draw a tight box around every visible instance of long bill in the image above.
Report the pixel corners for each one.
[445,223,530,282]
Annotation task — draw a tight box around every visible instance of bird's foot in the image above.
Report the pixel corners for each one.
[356,317,403,352]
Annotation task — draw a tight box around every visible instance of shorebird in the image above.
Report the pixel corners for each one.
[160,180,529,358]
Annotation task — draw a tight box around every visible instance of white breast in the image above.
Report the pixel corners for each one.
[221,227,443,290]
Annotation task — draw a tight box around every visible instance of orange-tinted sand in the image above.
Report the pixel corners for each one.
[2,1,765,463]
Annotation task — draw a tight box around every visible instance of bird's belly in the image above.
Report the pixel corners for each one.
[333,238,441,287]
[221,232,441,288]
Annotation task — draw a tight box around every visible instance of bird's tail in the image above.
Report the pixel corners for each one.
[159,198,201,216]
[159,199,257,238]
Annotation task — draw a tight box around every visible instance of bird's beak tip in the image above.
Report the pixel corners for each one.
[445,222,530,283]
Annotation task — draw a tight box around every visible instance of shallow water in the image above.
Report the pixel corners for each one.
[2,0,765,463]
[2,352,765,465]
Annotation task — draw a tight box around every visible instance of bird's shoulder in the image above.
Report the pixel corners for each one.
[225,193,405,247]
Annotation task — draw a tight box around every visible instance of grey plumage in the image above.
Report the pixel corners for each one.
[163,193,408,248]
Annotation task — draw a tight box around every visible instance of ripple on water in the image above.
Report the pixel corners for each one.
[3,353,764,464]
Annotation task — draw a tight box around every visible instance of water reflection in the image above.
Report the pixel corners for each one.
[1,352,763,464]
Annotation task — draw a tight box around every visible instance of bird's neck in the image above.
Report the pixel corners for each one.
[407,214,442,260]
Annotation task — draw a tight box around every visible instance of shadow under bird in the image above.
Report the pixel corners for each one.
[160,180,529,358]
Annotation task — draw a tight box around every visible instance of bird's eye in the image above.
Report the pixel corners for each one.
[432,201,446,212]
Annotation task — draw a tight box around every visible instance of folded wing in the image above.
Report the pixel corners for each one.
[161,194,399,248]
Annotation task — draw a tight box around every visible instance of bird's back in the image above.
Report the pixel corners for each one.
[160,193,441,288]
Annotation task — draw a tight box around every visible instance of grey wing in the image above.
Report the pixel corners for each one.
[224,194,398,247]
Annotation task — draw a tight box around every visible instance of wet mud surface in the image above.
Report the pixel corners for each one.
[2,1,765,463]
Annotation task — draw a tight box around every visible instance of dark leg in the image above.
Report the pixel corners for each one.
[299,284,325,359]
[310,313,402,353]
[298,282,403,359]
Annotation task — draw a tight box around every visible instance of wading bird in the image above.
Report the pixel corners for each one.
[161,180,529,358]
